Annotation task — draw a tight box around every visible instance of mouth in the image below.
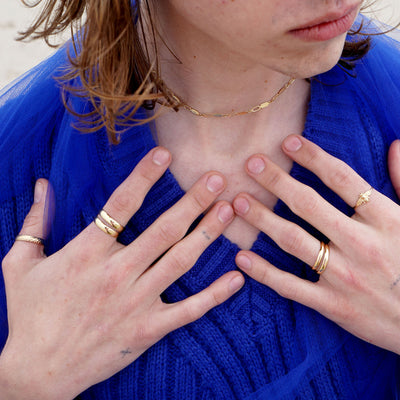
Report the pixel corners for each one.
[289,3,361,42]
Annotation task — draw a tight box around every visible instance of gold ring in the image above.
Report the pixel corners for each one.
[312,242,330,275]
[317,243,330,274]
[354,187,373,209]
[15,235,44,245]
[94,217,119,238]
[99,209,124,233]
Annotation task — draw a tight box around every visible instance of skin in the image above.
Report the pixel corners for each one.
[234,136,400,354]
[0,149,244,399]
[152,0,363,248]
[2,0,400,398]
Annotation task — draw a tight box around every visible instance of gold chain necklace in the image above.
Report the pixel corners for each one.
[156,77,296,118]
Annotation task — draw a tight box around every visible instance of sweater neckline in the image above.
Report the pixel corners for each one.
[144,87,316,253]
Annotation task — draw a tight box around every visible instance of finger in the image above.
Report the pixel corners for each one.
[157,270,244,335]
[245,153,354,243]
[235,250,326,311]
[135,201,234,293]
[118,172,227,277]
[12,179,49,261]
[233,194,321,267]
[388,140,400,199]
[86,147,171,242]
[281,135,387,219]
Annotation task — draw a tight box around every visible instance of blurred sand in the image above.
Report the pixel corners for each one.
[0,0,399,89]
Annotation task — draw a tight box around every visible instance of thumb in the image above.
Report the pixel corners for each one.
[13,179,49,262]
[388,140,400,200]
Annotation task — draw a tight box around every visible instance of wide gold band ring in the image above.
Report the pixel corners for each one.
[354,187,373,209]
[15,235,45,245]
[312,242,330,275]
[94,217,119,238]
[99,209,124,233]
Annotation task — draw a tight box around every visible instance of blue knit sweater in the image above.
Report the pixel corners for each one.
[0,30,399,399]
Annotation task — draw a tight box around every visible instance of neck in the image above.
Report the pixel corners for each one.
[144,2,310,154]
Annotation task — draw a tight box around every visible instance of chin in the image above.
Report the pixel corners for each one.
[284,34,348,78]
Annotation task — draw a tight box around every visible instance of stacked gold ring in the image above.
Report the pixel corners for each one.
[312,242,330,275]
[94,209,124,238]
[15,235,45,245]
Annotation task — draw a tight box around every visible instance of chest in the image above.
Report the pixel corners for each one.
[166,150,292,250]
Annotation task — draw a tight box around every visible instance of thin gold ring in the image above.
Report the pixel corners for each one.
[316,243,330,274]
[312,242,325,271]
[94,217,119,238]
[312,242,330,275]
[99,209,124,233]
[354,187,373,209]
[15,235,44,245]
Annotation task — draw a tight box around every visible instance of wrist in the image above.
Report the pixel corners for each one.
[0,346,62,400]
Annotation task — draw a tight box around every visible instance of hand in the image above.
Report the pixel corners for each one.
[0,147,244,400]
[233,135,400,355]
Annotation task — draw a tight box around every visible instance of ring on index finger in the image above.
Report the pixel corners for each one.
[94,209,125,238]
[354,187,373,209]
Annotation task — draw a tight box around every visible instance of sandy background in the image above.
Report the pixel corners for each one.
[0,1,399,89]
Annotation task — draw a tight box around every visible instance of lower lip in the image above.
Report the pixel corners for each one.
[289,6,359,42]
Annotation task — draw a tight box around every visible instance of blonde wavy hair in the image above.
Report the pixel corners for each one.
[19,0,378,144]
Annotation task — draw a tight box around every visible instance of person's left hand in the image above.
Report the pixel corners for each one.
[233,135,400,355]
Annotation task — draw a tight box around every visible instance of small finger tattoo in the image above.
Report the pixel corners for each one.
[120,348,132,358]
[390,274,400,290]
[202,230,211,240]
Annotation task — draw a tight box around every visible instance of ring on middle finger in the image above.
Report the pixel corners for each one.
[94,209,124,238]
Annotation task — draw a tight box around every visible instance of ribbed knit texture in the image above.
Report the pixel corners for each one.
[0,27,399,399]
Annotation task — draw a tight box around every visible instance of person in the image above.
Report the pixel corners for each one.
[0,0,399,399]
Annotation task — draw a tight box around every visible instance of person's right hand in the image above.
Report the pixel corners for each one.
[0,147,244,400]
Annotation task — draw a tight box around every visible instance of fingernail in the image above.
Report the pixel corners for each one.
[218,204,234,223]
[236,254,252,271]
[34,181,44,203]
[152,148,170,166]
[207,175,224,193]
[247,157,265,174]
[229,275,244,293]
[233,197,249,215]
[283,136,302,152]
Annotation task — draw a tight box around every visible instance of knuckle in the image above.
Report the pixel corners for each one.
[189,190,212,212]
[264,168,282,189]
[168,245,193,275]
[109,189,138,215]
[156,218,186,244]
[291,188,319,215]
[72,242,94,266]
[135,163,159,190]
[327,163,353,189]
[182,299,205,323]
[134,321,157,345]
[304,144,320,165]
[279,227,304,255]
[2,252,17,270]
[275,280,296,300]
[337,263,365,292]
[22,211,42,230]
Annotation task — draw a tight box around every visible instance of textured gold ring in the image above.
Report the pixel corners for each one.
[15,235,45,245]
[354,187,373,209]
[311,242,330,275]
[99,209,124,233]
[95,217,119,238]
